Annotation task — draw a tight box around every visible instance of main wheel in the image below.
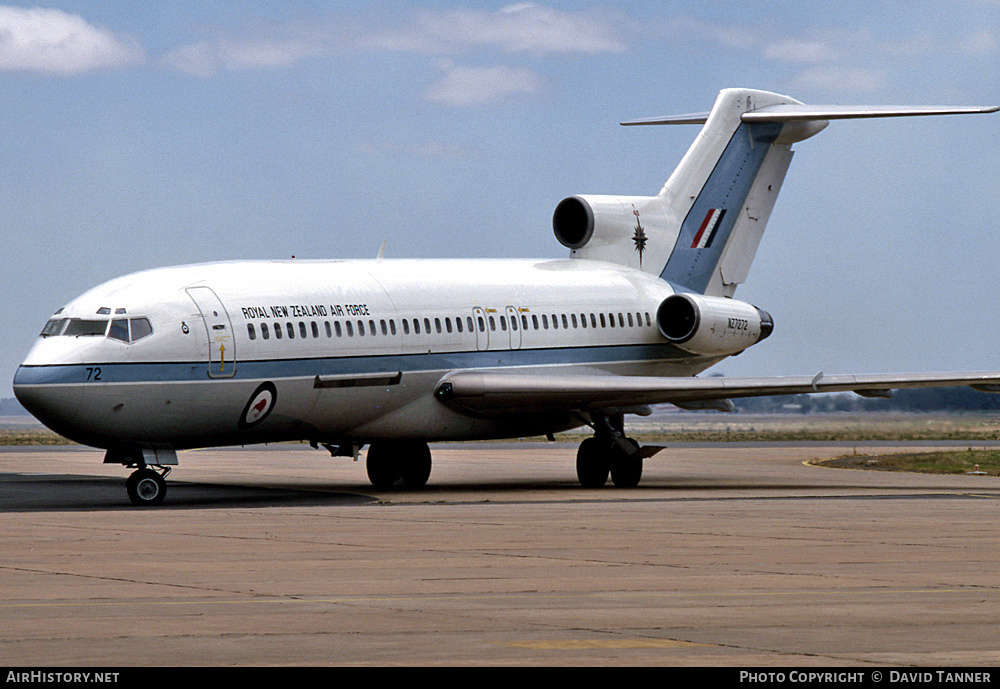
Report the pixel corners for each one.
[126,468,167,506]
[366,442,402,489]
[366,441,433,490]
[609,437,642,488]
[400,441,432,489]
[576,437,611,488]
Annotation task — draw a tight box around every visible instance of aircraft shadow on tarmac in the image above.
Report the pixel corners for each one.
[0,472,378,512]
[4,470,997,512]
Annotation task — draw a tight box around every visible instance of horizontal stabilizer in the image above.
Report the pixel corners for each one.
[743,104,999,122]
[435,370,1000,416]
[622,104,998,126]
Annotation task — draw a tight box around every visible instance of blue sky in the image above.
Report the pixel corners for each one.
[2,1,999,397]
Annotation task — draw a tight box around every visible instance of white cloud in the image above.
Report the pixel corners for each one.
[369,4,626,56]
[0,6,142,75]
[790,66,886,93]
[763,39,839,64]
[424,62,544,106]
[161,3,625,75]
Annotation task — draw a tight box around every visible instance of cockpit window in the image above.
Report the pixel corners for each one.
[108,319,129,342]
[40,318,67,337]
[107,317,153,343]
[130,318,153,342]
[64,319,109,336]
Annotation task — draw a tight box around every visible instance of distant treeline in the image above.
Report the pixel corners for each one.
[735,387,1000,413]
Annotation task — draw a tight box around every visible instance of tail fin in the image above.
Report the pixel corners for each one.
[555,88,997,296]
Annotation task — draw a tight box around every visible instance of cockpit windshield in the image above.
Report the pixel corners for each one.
[40,316,153,343]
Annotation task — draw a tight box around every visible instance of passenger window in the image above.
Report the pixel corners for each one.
[286,322,295,339]
[510,316,517,331]
[299,322,307,338]
[499,316,506,332]
[109,319,130,342]
[489,316,496,331]
[389,320,396,335]
[311,322,319,338]
[477,316,485,332]
[403,319,410,335]
[599,314,606,328]
[325,321,332,337]
[246,323,256,341]
[346,321,354,337]
[445,317,453,333]
[571,314,578,328]
[645,312,652,327]
[467,317,474,333]
[357,320,365,336]
[424,318,431,334]
[628,313,634,327]
[262,322,270,340]
[435,317,442,334]
[590,314,597,328]
[456,317,463,333]
[369,319,377,335]
[580,313,587,328]
[413,319,421,334]
[551,315,558,329]
[532,315,539,329]
[562,315,569,329]
[521,315,528,330]
[274,322,282,339]
[335,321,342,337]
[381,320,388,336]
[542,315,548,329]
[618,313,625,327]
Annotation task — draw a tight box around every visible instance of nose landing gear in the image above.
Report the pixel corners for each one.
[126,466,169,506]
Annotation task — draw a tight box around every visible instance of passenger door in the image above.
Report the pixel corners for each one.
[186,286,236,378]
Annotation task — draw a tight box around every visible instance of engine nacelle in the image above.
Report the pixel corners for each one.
[553,194,663,250]
[657,293,773,357]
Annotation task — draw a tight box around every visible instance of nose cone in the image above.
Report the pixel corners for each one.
[13,363,89,444]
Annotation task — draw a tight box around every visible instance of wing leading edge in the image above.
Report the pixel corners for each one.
[434,370,1000,416]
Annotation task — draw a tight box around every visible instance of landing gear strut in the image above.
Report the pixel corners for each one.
[575,413,643,488]
[366,440,432,490]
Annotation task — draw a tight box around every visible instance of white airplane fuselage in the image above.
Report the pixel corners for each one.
[14,257,709,451]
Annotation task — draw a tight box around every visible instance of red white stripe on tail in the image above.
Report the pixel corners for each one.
[691,208,726,249]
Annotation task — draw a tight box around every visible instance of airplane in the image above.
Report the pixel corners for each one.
[12,87,1000,506]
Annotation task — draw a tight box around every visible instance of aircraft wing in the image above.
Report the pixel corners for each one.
[434,370,1000,416]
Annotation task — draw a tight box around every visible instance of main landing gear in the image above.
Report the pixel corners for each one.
[365,440,433,490]
[575,413,647,488]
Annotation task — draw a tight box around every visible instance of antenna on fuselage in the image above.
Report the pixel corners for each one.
[376,239,387,262]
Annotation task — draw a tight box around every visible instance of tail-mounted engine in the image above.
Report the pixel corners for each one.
[553,195,668,251]
[657,293,773,356]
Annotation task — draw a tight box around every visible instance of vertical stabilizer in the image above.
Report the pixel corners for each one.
[640,89,806,296]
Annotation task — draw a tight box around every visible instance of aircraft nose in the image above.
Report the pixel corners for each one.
[13,364,84,443]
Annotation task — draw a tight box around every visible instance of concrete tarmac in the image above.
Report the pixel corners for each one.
[2,441,1000,667]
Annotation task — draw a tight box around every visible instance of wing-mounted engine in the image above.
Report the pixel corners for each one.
[553,195,678,272]
[657,293,773,356]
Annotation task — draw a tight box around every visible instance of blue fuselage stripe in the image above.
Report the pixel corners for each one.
[13,342,692,386]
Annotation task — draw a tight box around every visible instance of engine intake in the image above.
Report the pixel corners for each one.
[657,293,773,356]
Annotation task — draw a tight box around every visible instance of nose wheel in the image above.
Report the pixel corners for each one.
[126,467,168,506]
